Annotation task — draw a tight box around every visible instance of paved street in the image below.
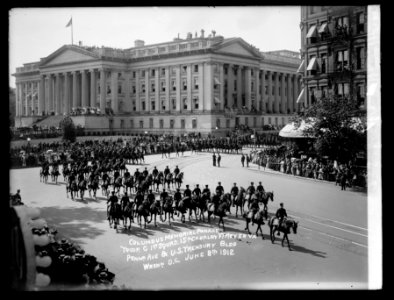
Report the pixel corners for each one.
[10,150,368,290]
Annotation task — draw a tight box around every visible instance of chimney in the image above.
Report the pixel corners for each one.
[134,40,145,47]
[78,41,82,46]
[201,29,205,38]
[212,30,216,37]
[187,32,192,40]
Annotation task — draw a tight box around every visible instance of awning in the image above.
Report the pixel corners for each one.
[214,78,221,85]
[306,25,317,38]
[297,60,305,73]
[318,23,328,34]
[296,88,305,104]
[279,120,315,138]
[307,57,317,71]
[214,97,221,104]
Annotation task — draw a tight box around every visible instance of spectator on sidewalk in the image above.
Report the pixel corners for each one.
[246,155,250,167]
[217,153,221,167]
[212,153,217,167]
[241,154,245,167]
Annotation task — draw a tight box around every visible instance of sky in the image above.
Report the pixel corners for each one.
[9,6,301,88]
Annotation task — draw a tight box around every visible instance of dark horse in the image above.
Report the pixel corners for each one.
[234,187,246,218]
[122,201,134,230]
[173,172,184,189]
[149,200,162,227]
[243,210,266,239]
[107,202,122,230]
[214,201,229,231]
[136,199,151,228]
[268,217,298,250]
[255,191,274,219]
[161,196,175,226]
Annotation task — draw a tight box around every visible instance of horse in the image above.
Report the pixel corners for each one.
[234,187,246,218]
[123,176,134,194]
[164,173,173,190]
[69,180,78,200]
[221,193,232,215]
[215,201,229,231]
[107,202,122,230]
[122,201,134,230]
[88,176,100,199]
[119,160,127,176]
[161,196,175,226]
[268,217,298,250]
[78,179,87,200]
[149,200,162,227]
[114,176,123,196]
[51,166,60,184]
[136,199,151,228]
[176,197,191,223]
[255,191,274,219]
[152,172,164,192]
[62,166,70,182]
[243,210,266,239]
[174,172,184,189]
[101,178,111,198]
[195,194,209,222]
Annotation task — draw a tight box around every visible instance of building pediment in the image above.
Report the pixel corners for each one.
[213,38,261,59]
[39,45,100,67]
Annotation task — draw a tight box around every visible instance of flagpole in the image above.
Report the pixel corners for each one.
[71,19,74,45]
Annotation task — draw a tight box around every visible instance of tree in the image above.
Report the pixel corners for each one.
[293,96,366,163]
[59,116,76,143]
[9,87,16,127]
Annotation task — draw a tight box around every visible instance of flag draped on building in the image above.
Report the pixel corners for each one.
[66,18,72,27]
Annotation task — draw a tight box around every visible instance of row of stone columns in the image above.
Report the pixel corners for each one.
[15,81,39,117]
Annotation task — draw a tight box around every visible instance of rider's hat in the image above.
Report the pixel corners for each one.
[186,184,189,187]
[251,182,254,184]
[259,181,262,184]
[196,184,199,186]
[205,185,208,187]
[218,182,221,184]
[280,202,284,206]
[177,188,180,191]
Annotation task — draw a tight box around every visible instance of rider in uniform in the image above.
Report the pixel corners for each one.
[134,168,140,179]
[134,189,144,207]
[120,192,130,210]
[248,198,261,225]
[215,182,224,197]
[147,189,156,205]
[159,188,169,214]
[211,191,221,210]
[246,182,255,206]
[256,181,265,194]
[164,166,170,178]
[202,185,211,200]
[275,202,288,235]
[107,191,119,213]
[230,183,239,207]
[143,167,149,178]
[152,166,158,178]
[173,188,182,213]
[192,184,201,198]
[183,184,192,200]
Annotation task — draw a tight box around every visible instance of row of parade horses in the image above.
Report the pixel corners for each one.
[107,188,298,250]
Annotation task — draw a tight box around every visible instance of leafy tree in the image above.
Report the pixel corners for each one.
[293,96,366,163]
[59,116,76,143]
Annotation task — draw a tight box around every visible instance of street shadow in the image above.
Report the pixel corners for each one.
[38,206,107,242]
[276,242,327,258]
[117,225,154,239]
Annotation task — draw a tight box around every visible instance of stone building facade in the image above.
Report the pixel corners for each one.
[298,6,367,110]
[13,31,302,136]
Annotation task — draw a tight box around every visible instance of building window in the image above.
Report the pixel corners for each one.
[141,100,146,111]
[182,79,187,91]
[336,16,349,34]
[161,68,165,76]
[161,80,166,92]
[357,83,366,107]
[130,119,134,128]
[183,97,188,110]
[216,118,221,129]
[272,86,275,95]
[151,69,155,77]
[275,117,278,126]
[132,72,136,79]
[161,98,166,110]
[132,85,136,94]
[265,86,268,95]
[194,65,199,73]
[141,83,146,93]
[159,119,164,129]
[151,100,156,111]
[139,120,144,128]
[172,80,176,91]
[309,87,316,104]
[182,66,187,74]
[192,119,197,129]
[133,101,136,111]
[171,98,176,110]
[279,86,281,96]
[193,96,199,109]
[268,117,271,125]
[141,70,145,77]
[321,54,327,73]
[357,12,365,34]
[262,117,265,127]
[336,83,350,98]
[234,80,237,91]
[251,81,254,91]
[120,119,124,129]
[151,82,155,92]
[194,77,199,90]
[281,117,285,126]
[356,47,365,70]
[336,50,349,71]
[170,119,175,129]
[245,117,249,126]
[226,119,230,128]
[253,117,257,127]
[118,85,122,94]
[181,119,185,129]
[171,67,176,75]
[224,67,228,75]
[251,69,254,77]
[107,85,111,94]
[149,118,153,129]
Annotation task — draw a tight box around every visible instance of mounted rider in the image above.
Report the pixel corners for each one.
[174,165,180,178]
[192,184,201,198]
[164,166,170,178]
[183,184,192,201]
[174,188,182,211]
[256,181,265,194]
[107,191,119,214]
[275,202,288,235]
[202,184,211,199]
[120,192,130,211]
[147,189,156,205]
[215,182,224,197]
[230,183,239,207]
[246,182,255,203]
[134,168,140,179]
[152,166,158,178]
[248,198,261,225]
[142,167,149,178]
